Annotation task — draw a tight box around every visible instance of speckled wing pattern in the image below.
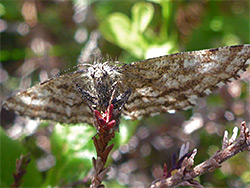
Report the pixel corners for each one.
[4,68,93,124]
[121,45,250,119]
[3,44,250,124]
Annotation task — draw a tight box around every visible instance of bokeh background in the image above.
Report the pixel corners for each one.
[1,0,250,187]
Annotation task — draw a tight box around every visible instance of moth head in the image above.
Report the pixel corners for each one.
[89,63,111,85]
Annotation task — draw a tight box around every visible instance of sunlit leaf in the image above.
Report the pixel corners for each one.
[111,119,138,147]
[100,13,131,47]
[132,2,154,33]
[0,3,6,17]
[100,12,147,58]
[44,123,96,186]
[241,171,250,184]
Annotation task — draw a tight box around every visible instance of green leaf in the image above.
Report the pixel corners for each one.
[112,119,138,147]
[241,171,250,184]
[100,12,147,58]
[100,13,131,47]
[44,120,138,186]
[145,42,175,59]
[0,127,42,187]
[132,2,154,33]
[44,123,96,186]
[146,0,162,4]
[0,3,6,17]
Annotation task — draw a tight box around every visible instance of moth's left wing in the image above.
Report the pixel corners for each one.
[120,45,250,119]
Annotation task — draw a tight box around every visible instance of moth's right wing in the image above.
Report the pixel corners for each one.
[3,69,93,124]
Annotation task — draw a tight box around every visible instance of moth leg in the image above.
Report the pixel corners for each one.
[100,81,119,121]
[109,81,132,111]
[75,83,97,111]
[112,88,132,111]
[108,81,119,105]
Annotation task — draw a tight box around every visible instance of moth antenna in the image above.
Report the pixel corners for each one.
[54,64,92,77]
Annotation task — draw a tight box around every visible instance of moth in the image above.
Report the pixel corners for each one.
[3,45,250,127]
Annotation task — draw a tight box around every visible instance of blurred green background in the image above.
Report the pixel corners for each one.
[0,0,249,187]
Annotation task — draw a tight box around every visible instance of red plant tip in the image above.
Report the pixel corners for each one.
[107,119,116,129]
[94,104,116,132]
[94,110,106,126]
[94,110,102,119]
[105,104,114,122]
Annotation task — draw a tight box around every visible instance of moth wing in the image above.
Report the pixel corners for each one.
[3,70,93,124]
[120,45,250,119]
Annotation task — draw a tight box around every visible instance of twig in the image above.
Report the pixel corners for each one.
[151,121,250,188]
[11,153,31,188]
[77,83,130,187]
[90,104,116,188]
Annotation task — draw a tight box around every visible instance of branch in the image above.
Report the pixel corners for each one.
[90,104,116,188]
[11,154,31,188]
[151,121,250,188]
[90,133,114,188]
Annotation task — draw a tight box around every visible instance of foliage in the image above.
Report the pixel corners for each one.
[0,0,249,187]
[0,127,42,187]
